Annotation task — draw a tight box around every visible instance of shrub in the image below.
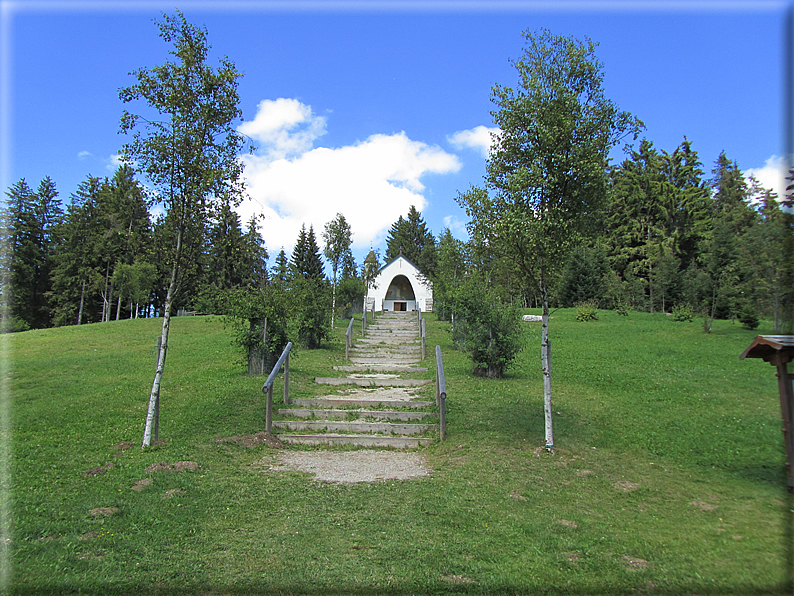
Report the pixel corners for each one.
[575,301,599,322]
[336,276,366,319]
[672,304,694,322]
[738,303,760,330]
[614,301,629,317]
[293,277,332,349]
[219,285,291,375]
[451,281,525,379]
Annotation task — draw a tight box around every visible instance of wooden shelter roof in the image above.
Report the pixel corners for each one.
[740,335,794,364]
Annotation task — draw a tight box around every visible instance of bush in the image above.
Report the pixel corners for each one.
[336,276,366,319]
[293,277,332,349]
[738,303,760,330]
[218,285,291,375]
[575,301,599,322]
[672,304,694,322]
[451,281,525,379]
[614,301,629,317]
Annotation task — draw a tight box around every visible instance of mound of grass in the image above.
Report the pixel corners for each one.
[6,311,791,594]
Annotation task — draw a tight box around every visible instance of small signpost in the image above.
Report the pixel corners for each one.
[740,335,794,492]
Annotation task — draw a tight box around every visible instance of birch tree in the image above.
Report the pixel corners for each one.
[119,11,248,448]
[458,29,641,451]
[322,213,353,327]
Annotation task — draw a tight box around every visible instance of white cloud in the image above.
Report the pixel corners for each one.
[238,98,327,160]
[236,101,461,255]
[447,125,500,158]
[106,154,124,172]
[78,150,93,159]
[442,215,468,239]
[745,155,790,204]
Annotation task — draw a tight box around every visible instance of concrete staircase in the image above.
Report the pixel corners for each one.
[272,311,438,448]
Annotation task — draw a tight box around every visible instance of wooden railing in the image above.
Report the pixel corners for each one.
[435,345,447,441]
[262,342,293,433]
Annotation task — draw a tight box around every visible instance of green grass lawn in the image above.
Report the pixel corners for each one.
[5,310,791,595]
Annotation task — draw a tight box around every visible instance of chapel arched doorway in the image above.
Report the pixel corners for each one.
[384,274,416,311]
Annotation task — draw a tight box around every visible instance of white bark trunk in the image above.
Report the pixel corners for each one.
[331,277,337,328]
[142,228,182,449]
[77,278,85,325]
[541,293,554,452]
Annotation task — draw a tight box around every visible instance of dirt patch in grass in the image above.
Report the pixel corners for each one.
[89,507,119,517]
[145,461,199,474]
[83,463,113,477]
[690,500,718,511]
[80,532,98,540]
[564,552,580,562]
[441,575,476,585]
[614,481,639,492]
[622,556,650,570]
[163,489,186,498]
[214,432,284,449]
[265,450,431,483]
[173,461,198,472]
[558,519,578,528]
[131,478,153,492]
[113,442,135,457]
[509,490,527,501]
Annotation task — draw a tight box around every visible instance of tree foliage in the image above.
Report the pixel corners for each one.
[385,206,437,277]
[118,11,248,448]
[458,29,642,450]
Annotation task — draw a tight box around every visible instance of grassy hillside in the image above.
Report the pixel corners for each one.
[6,310,791,594]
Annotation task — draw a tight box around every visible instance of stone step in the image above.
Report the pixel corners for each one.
[278,408,437,421]
[314,377,433,387]
[355,338,419,344]
[333,365,428,373]
[290,397,434,409]
[277,434,434,448]
[349,348,421,356]
[272,420,438,435]
[349,357,422,365]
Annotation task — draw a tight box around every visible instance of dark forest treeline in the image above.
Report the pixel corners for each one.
[2,138,793,335]
[436,138,794,334]
[1,164,269,332]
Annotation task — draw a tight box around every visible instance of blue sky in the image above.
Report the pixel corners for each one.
[1,1,790,268]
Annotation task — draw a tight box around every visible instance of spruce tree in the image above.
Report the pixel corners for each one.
[385,206,437,276]
[272,249,289,285]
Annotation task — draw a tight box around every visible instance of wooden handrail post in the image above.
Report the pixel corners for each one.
[421,318,426,361]
[284,351,290,406]
[266,386,273,433]
[346,318,354,360]
[435,345,447,441]
[262,342,293,430]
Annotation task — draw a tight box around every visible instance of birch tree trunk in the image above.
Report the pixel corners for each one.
[77,278,85,325]
[541,273,554,452]
[331,281,336,329]
[142,229,181,448]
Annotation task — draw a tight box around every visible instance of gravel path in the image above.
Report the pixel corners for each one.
[265,450,432,483]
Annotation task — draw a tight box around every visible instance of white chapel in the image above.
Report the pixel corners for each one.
[366,255,433,313]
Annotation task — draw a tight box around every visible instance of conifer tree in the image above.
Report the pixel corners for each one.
[385,206,437,277]
[272,249,289,286]
[290,224,324,280]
